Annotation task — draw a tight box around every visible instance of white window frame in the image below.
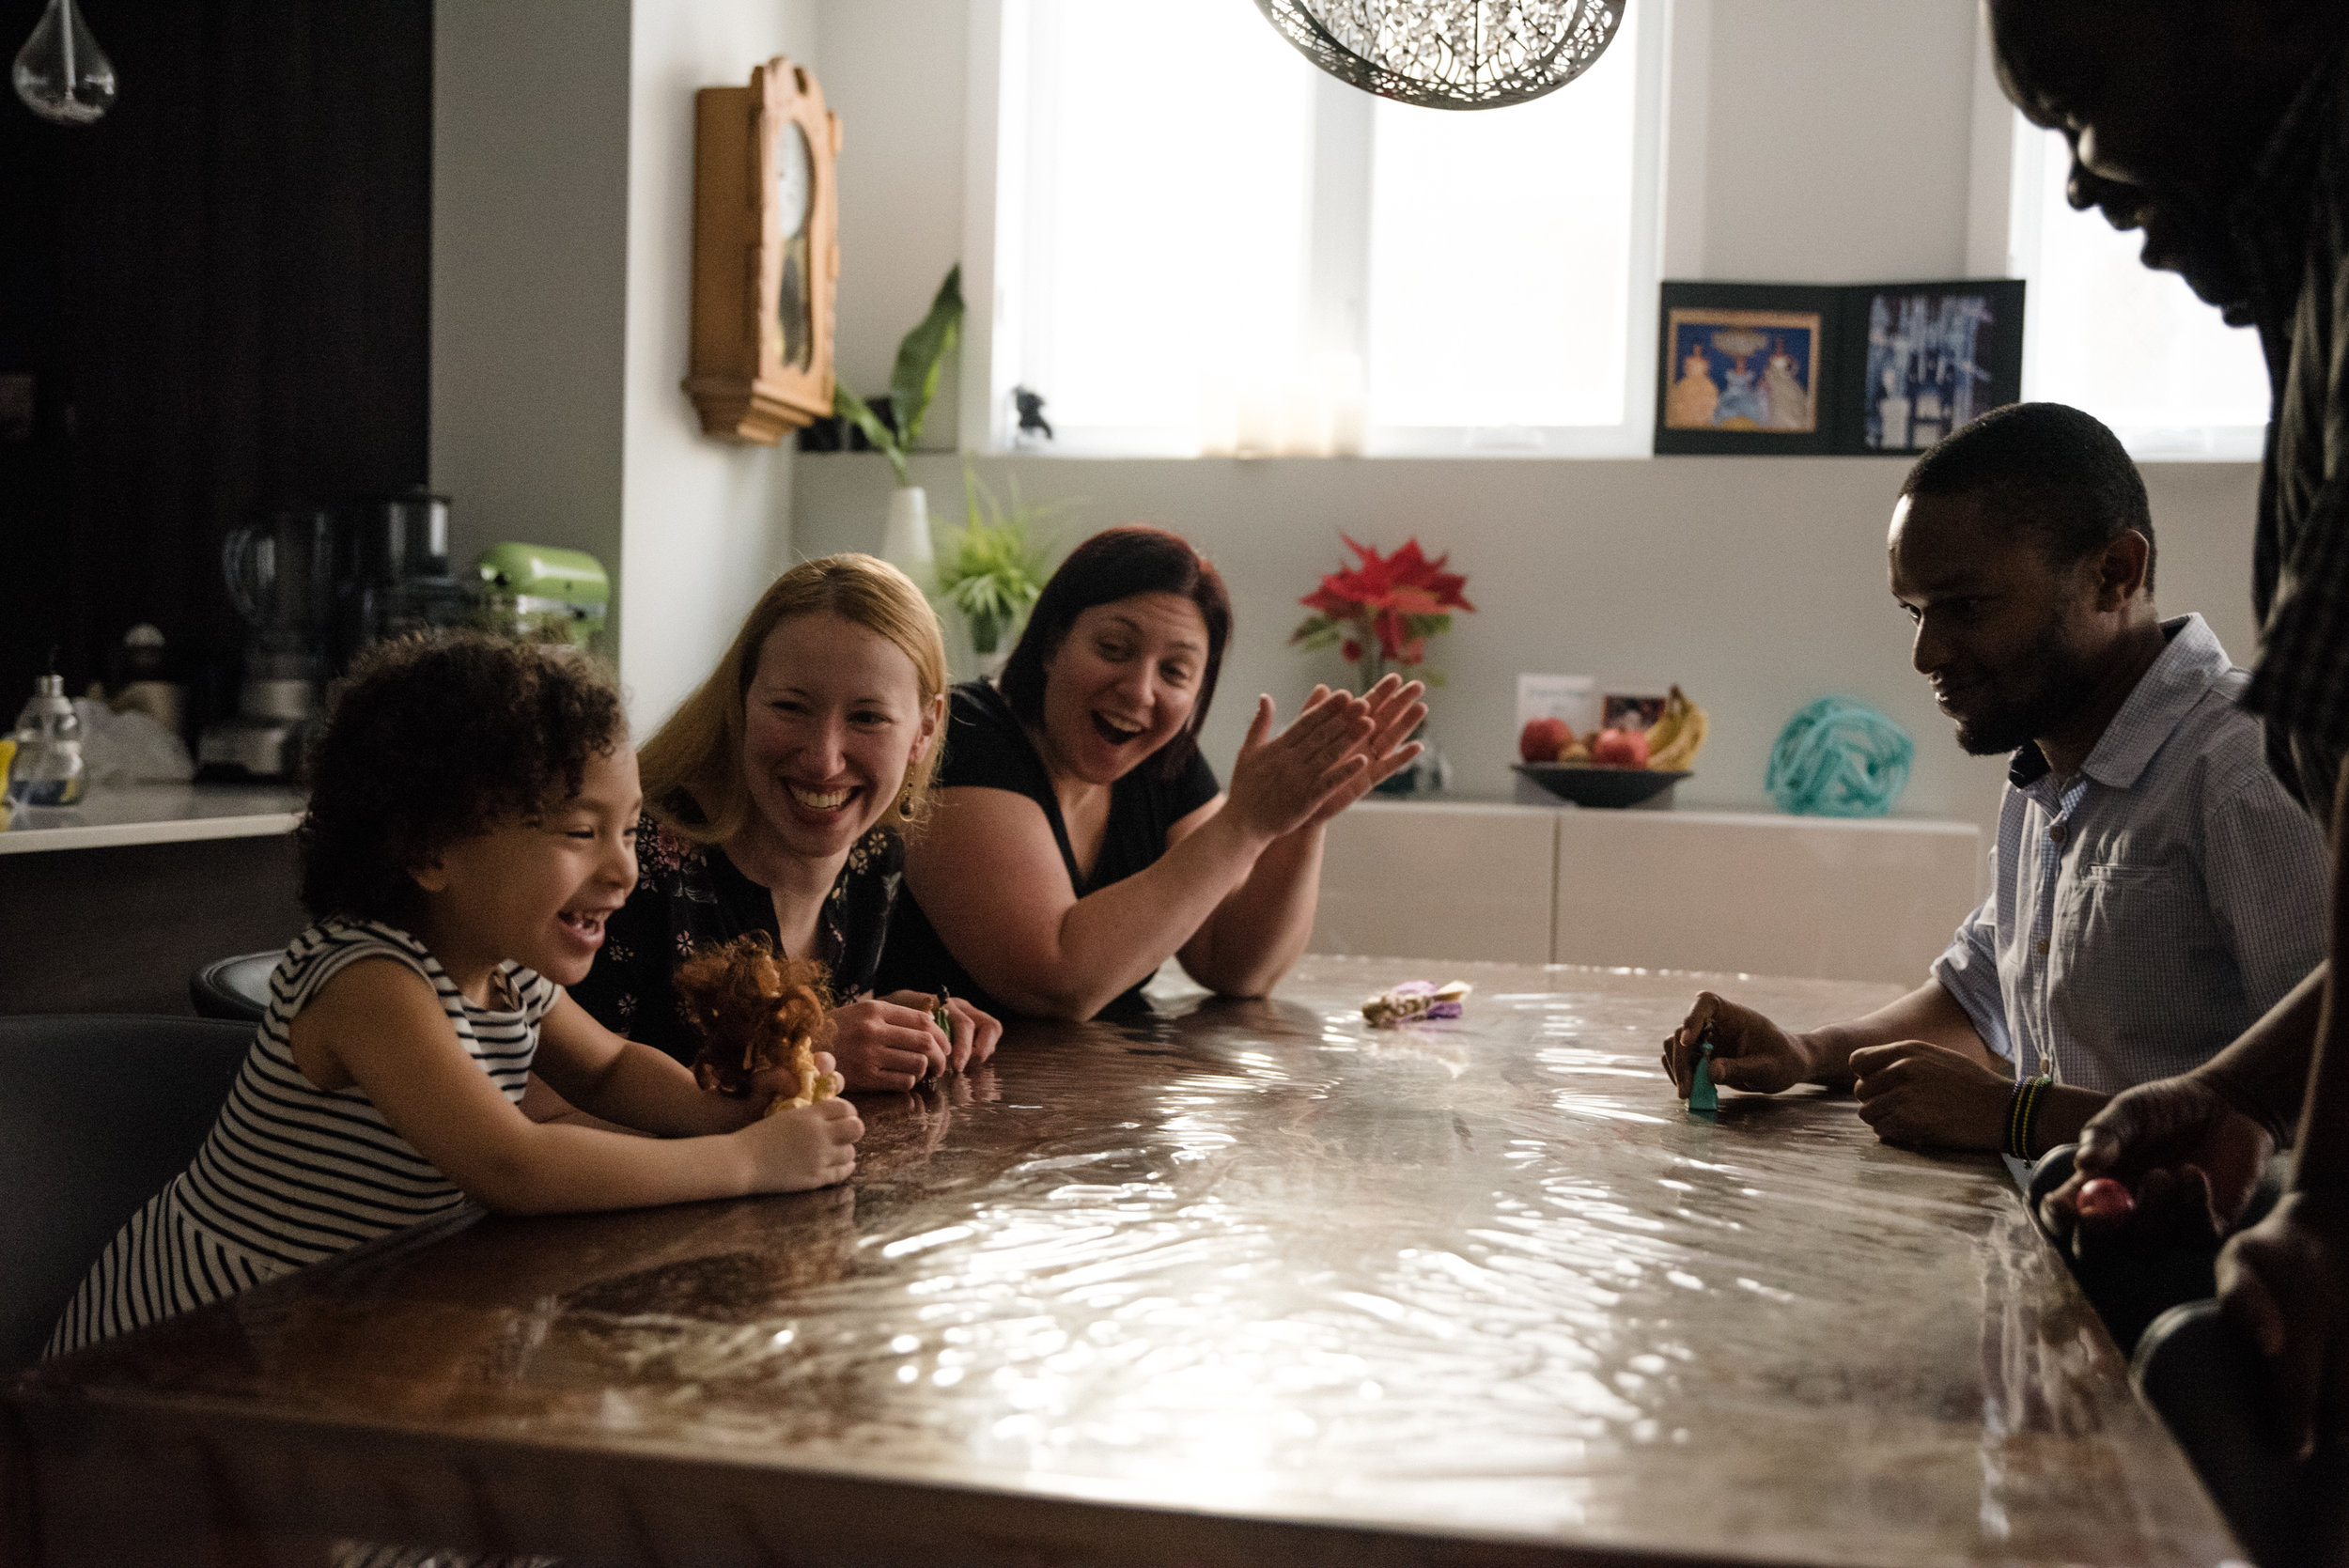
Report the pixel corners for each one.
[958,0,1670,458]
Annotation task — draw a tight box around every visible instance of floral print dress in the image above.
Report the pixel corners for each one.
[569,814,904,1066]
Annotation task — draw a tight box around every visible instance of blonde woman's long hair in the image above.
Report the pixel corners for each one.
[639,553,950,846]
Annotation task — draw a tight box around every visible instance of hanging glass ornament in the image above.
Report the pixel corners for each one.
[14,0,116,126]
[1254,0,1624,110]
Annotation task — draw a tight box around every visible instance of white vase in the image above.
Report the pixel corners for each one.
[879,485,935,595]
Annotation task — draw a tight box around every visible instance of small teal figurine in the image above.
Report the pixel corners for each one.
[1688,1037,1720,1113]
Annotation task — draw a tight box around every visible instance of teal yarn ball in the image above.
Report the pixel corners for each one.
[1766,697,1913,817]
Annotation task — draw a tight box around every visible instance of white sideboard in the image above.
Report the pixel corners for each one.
[1312,799,1983,986]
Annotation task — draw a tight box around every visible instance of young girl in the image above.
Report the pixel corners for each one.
[46,632,863,1357]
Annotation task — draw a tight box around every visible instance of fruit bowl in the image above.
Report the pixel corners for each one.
[1513,763,1691,809]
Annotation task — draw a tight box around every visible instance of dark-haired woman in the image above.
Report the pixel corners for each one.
[878,525,1423,1020]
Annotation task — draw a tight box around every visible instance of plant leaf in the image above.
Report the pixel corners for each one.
[834,383,909,487]
[889,265,966,452]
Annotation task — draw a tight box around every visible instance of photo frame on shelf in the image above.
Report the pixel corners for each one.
[1654,282,1845,456]
[1831,278,2025,456]
[684,55,841,444]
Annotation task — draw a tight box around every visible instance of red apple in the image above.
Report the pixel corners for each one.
[1590,727,1650,768]
[1519,716,1573,764]
[2075,1177,2136,1221]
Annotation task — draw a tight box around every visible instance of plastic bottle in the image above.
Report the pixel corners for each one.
[10,673,87,806]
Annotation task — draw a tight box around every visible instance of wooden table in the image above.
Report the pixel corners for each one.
[3,958,2241,1567]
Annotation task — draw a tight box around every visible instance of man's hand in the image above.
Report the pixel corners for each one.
[2217,1189,2349,1460]
[2039,1075,2274,1255]
[1660,991,1819,1097]
[1848,1040,2010,1149]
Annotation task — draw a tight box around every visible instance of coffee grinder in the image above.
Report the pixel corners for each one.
[197,506,335,779]
[334,489,471,670]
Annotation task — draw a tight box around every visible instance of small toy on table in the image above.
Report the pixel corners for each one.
[1687,1036,1720,1113]
[671,932,838,1113]
[1362,980,1471,1028]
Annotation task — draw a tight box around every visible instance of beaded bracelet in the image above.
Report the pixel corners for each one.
[2005,1074,2053,1161]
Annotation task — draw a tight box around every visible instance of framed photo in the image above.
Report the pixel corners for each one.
[1602,692,1668,734]
[1654,283,1844,455]
[684,56,841,444]
[1833,278,2025,455]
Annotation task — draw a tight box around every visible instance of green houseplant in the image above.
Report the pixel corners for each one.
[832,265,965,487]
[938,464,1066,667]
[834,267,965,588]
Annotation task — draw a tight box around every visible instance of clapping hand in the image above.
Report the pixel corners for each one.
[1299,674,1427,830]
[1221,687,1378,843]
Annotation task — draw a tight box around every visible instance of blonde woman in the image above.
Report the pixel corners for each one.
[568,555,1002,1092]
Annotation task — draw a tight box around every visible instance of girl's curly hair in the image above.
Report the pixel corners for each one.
[298,632,629,924]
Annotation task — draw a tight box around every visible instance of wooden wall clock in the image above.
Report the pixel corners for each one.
[684,56,840,443]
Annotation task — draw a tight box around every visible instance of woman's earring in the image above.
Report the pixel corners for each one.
[896,778,916,817]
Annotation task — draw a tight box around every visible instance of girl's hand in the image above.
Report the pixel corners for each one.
[1221,690,1377,845]
[831,998,950,1091]
[874,992,1003,1074]
[737,1095,863,1192]
[1297,675,1426,831]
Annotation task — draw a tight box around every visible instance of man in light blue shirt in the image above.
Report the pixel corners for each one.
[1663,403,2326,1161]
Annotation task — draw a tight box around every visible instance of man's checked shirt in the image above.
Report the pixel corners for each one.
[1933,615,2326,1094]
[2236,44,2349,818]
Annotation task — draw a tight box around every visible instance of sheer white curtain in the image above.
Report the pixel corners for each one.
[1002,0,1657,455]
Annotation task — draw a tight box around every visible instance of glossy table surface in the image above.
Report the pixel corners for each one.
[5,957,2239,1567]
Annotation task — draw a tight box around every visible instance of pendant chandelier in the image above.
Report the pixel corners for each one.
[1253,0,1626,110]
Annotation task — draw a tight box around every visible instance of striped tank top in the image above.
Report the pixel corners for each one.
[47,919,555,1356]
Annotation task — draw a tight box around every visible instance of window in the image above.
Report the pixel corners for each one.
[2008,117,2270,459]
[988,0,1662,456]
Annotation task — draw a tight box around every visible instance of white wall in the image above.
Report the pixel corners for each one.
[431,4,633,581]
[817,0,972,444]
[1698,0,1979,280]
[618,2,819,729]
[433,0,817,735]
[796,453,2262,846]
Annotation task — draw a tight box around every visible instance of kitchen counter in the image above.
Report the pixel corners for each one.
[0,783,304,856]
[0,783,308,1012]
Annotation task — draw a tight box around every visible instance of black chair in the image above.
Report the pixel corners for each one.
[190,951,277,1022]
[2135,1300,2349,1568]
[0,1014,251,1372]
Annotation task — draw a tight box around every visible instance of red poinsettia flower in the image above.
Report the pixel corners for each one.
[1291,535,1474,689]
[1299,535,1476,620]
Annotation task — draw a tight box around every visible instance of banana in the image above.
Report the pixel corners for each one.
[1647,686,1708,770]
[1652,707,1706,769]
[1644,689,1688,758]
